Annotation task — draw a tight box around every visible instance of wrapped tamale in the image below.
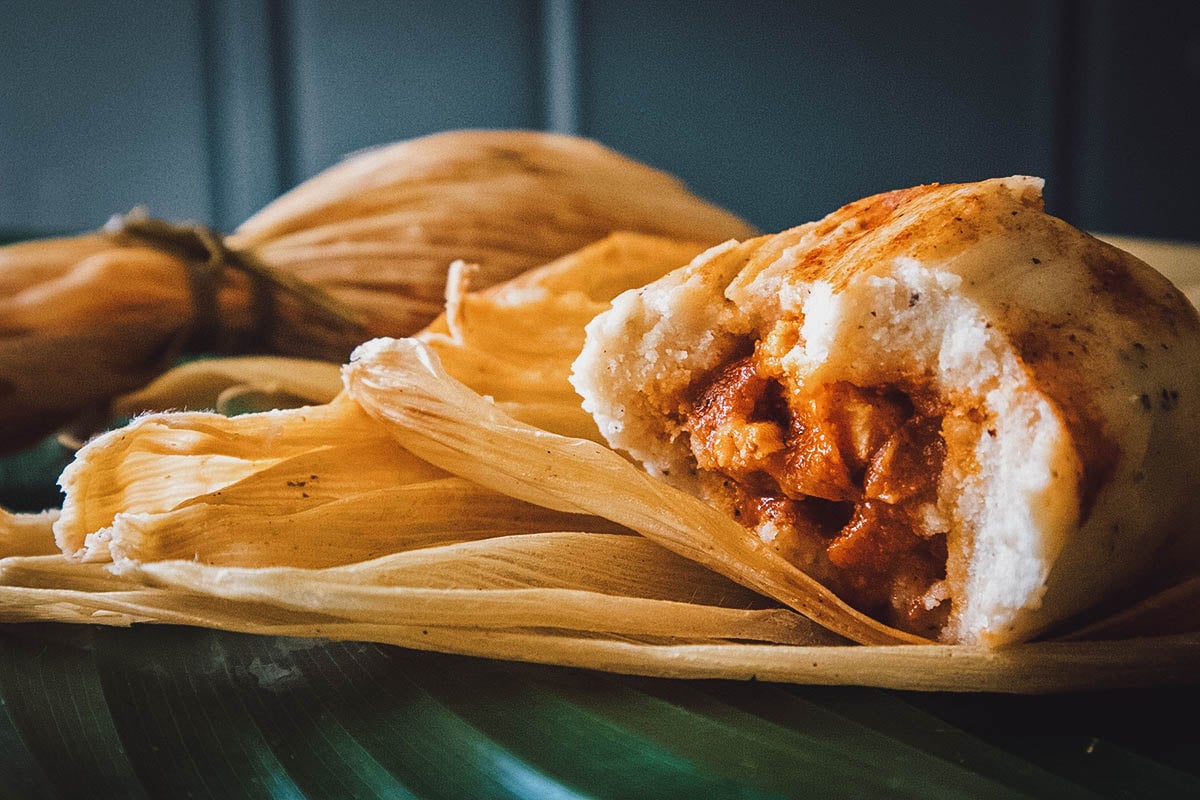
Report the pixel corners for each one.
[570,177,1200,645]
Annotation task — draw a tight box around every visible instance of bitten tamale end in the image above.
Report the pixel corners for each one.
[571,176,1200,645]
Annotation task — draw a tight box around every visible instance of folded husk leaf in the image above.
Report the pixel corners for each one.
[126,535,829,643]
[417,233,713,439]
[56,397,627,568]
[0,508,60,557]
[2,542,1195,691]
[113,356,343,416]
[344,337,924,647]
[1,130,756,452]
[4,528,835,642]
[1061,575,1200,640]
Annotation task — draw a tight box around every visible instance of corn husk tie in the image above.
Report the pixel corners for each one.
[101,207,366,360]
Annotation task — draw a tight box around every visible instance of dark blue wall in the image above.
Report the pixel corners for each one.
[2,0,1197,240]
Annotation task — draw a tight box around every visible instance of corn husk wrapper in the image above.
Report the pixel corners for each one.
[345,336,916,646]
[55,396,639,568]
[6,501,1198,692]
[1,508,60,557]
[0,130,756,452]
[113,356,343,417]
[417,233,713,440]
[5,233,1199,692]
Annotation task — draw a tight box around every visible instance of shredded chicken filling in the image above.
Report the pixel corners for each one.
[684,350,950,636]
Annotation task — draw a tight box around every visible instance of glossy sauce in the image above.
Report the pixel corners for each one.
[686,355,949,636]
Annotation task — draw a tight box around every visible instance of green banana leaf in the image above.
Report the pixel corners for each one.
[2,621,1198,799]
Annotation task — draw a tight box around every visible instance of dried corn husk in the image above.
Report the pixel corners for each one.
[55,396,626,568]
[7,503,1197,691]
[0,129,755,452]
[417,233,712,439]
[0,507,60,557]
[113,356,343,416]
[5,230,1198,692]
[344,337,919,647]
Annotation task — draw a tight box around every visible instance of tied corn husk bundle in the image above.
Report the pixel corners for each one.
[3,233,1198,693]
[0,129,755,453]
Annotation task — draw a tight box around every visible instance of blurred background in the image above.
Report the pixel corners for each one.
[2,0,1198,243]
